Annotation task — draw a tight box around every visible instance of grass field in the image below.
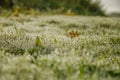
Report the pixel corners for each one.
[0,15,120,80]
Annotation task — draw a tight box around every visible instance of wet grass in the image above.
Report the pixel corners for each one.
[0,15,120,80]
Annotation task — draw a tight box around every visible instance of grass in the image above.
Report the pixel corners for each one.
[0,15,120,80]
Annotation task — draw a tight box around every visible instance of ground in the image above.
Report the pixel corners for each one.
[0,15,120,80]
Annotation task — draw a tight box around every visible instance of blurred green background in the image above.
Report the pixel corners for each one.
[0,0,105,16]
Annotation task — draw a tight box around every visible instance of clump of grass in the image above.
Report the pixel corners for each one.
[60,23,80,30]
[0,31,33,55]
[109,36,120,45]
[99,23,111,29]
[28,36,55,58]
[0,22,13,27]
[46,20,60,24]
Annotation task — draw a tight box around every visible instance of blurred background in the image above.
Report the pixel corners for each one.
[100,0,120,16]
[0,0,120,16]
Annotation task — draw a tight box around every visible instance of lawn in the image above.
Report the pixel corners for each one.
[0,15,120,80]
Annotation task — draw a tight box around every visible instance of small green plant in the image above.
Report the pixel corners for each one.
[35,36,42,47]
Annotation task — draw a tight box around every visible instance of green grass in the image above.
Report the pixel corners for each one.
[0,15,120,80]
